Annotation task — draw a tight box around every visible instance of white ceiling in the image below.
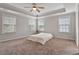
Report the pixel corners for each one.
[10,3,64,13]
[0,3,76,17]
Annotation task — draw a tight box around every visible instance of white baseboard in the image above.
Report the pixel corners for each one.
[55,37,75,40]
[0,36,27,43]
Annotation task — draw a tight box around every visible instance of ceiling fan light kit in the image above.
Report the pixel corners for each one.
[24,3,44,13]
[32,7,37,11]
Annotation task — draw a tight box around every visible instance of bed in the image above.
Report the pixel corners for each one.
[27,33,53,45]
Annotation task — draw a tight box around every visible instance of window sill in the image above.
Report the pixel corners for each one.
[1,31,16,34]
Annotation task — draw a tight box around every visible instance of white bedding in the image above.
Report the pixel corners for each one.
[27,33,53,45]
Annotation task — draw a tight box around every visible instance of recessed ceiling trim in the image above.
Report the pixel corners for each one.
[39,10,75,18]
[0,7,34,18]
[0,3,33,16]
[38,7,66,17]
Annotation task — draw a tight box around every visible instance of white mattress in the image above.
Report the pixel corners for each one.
[27,33,53,45]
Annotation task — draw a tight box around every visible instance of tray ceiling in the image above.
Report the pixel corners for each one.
[0,3,76,17]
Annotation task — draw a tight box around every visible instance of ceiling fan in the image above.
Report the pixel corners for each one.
[24,3,44,12]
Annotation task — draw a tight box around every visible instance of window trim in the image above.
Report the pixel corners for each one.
[58,15,70,33]
[2,14,16,34]
[28,19,45,32]
[38,19,45,32]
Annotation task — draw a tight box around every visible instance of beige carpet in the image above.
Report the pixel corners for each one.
[0,38,79,55]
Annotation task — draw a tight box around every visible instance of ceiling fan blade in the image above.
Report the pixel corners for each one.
[24,7,32,8]
[38,7,44,9]
[36,9,40,12]
[32,3,37,5]
[30,9,33,12]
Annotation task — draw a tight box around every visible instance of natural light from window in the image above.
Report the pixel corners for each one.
[2,15,16,33]
[59,16,70,33]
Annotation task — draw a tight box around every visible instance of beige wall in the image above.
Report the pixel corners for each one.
[0,10,35,42]
[40,12,76,40]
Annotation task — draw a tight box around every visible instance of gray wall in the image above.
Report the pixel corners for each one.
[78,5,79,46]
[0,9,76,42]
[0,10,35,42]
[40,12,76,40]
[78,4,79,46]
[78,11,79,46]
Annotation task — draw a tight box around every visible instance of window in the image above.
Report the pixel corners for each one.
[28,19,44,32]
[59,16,70,32]
[2,15,16,33]
[28,19,36,32]
[38,19,44,32]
